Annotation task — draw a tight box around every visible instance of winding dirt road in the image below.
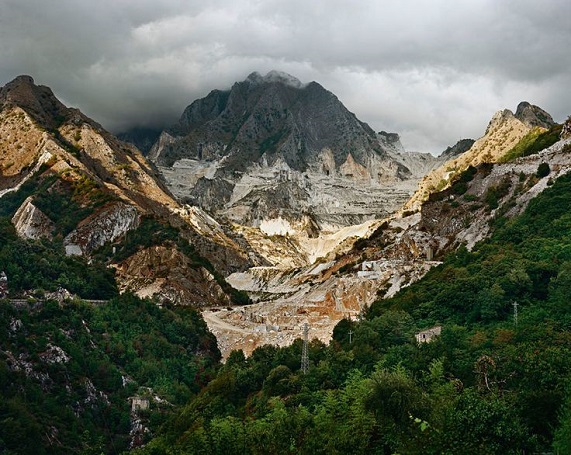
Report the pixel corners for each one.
[202,310,251,334]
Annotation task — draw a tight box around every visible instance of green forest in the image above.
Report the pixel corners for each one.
[134,171,571,454]
[0,291,220,454]
[2,139,571,453]
[0,178,224,453]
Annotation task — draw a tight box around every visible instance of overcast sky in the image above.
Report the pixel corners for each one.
[1,0,570,154]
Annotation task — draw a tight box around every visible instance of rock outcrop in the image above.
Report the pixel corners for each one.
[439,139,476,160]
[0,271,7,297]
[115,245,231,307]
[561,116,571,140]
[11,196,55,240]
[64,202,140,256]
[514,101,555,129]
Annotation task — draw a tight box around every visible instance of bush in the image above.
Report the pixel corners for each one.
[484,178,511,210]
[536,162,550,178]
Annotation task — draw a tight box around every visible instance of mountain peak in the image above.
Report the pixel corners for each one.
[514,101,555,129]
[150,73,419,236]
[0,75,67,129]
[1,75,43,101]
[9,74,35,85]
[246,70,305,89]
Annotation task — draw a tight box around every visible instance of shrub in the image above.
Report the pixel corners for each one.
[484,177,512,210]
[536,162,550,178]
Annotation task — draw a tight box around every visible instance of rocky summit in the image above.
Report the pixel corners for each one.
[405,101,556,211]
[0,75,251,305]
[149,71,442,240]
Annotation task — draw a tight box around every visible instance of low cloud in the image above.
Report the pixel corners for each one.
[2,0,570,153]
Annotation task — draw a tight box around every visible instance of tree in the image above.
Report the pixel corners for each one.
[536,162,550,178]
[554,381,571,454]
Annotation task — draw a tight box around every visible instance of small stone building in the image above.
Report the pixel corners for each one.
[415,325,442,343]
[130,396,150,412]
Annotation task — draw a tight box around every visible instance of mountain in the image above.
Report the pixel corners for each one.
[0,75,251,305]
[149,71,442,244]
[405,101,555,211]
[117,126,162,155]
[2,75,571,453]
[207,112,571,359]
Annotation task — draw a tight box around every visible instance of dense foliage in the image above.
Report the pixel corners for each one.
[0,218,117,299]
[0,294,220,454]
[138,171,571,454]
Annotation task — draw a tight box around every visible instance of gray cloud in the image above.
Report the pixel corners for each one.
[1,0,570,153]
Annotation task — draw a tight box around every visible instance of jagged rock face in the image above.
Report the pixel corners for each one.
[514,101,555,129]
[11,196,55,239]
[0,75,68,131]
[439,139,475,160]
[561,116,571,139]
[405,103,553,211]
[64,202,140,256]
[115,245,231,306]
[377,131,405,154]
[0,271,7,297]
[150,71,439,235]
[152,71,389,171]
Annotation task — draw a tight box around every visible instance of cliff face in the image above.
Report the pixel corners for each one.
[114,245,231,306]
[64,203,140,256]
[439,139,476,160]
[149,71,442,238]
[11,197,55,239]
[151,71,388,171]
[0,75,251,305]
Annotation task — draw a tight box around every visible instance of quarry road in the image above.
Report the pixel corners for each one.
[202,310,251,334]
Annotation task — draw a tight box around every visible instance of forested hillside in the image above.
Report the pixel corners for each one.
[0,215,221,454]
[0,292,220,454]
[137,168,571,454]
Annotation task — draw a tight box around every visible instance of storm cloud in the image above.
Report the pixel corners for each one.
[2,0,570,153]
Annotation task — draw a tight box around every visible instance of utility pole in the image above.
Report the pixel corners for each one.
[301,323,309,374]
[513,301,519,327]
[358,306,365,322]
[348,329,354,344]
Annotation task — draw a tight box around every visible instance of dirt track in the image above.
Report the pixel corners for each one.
[202,310,251,334]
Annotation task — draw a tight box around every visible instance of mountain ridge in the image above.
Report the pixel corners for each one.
[0,75,251,305]
[404,101,555,211]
